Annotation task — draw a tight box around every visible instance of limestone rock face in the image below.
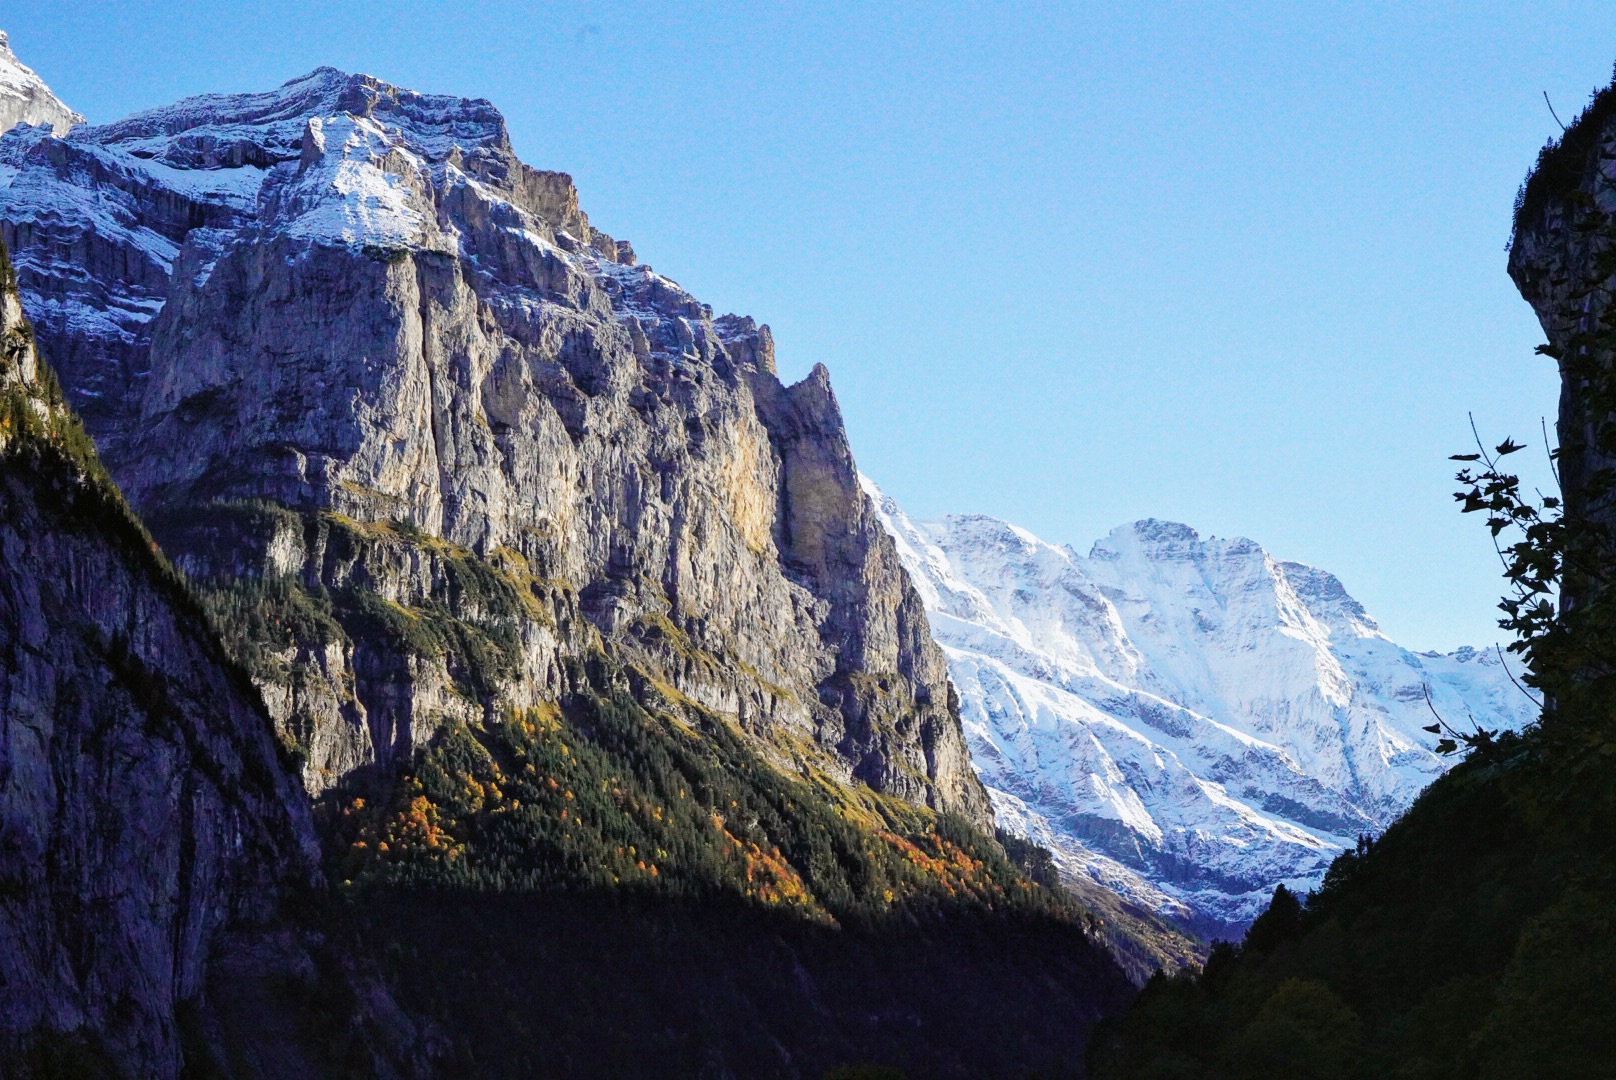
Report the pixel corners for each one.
[0,67,990,827]
[0,31,81,137]
[0,246,321,1077]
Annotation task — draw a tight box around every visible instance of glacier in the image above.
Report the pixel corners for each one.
[865,477,1540,935]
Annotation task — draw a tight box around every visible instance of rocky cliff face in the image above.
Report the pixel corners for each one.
[0,65,988,827]
[0,241,328,1077]
[0,32,80,137]
[1509,86,1616,601]
[866,479,1538,932]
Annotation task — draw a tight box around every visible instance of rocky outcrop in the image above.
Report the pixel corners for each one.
[0,65,990,827]
[0,31,81,137]
[1509,87,1616,608]
[0,242,323,1077]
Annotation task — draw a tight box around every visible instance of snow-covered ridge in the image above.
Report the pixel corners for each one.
[864,477,1539,933]
[1,64,532,272]
[87,66,506,155]
[0,30,82,137]
[0,55,657,437]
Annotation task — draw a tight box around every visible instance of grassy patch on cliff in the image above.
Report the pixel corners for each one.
[172,505,546,735]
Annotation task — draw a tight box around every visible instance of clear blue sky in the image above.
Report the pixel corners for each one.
[6,2,1612,650]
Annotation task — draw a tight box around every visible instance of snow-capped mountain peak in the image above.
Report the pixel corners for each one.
[0,63,637,443]
[863,476,1538,934]
[0,30,82,137]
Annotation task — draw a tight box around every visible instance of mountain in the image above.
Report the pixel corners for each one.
[0,41,1135,1077]
[866,479,1539,934]
[0,62,987,827]
[1090,68,1616,1080]
[0,31,80,136]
